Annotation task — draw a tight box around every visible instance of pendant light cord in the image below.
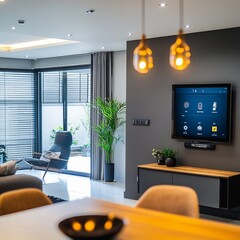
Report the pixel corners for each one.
[179,0,183,30]
[142,0,145,34]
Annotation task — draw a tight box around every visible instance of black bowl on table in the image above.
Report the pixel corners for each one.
[58,214,124,240]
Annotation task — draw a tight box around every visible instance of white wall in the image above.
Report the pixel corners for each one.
[33,54,91,69]
[0,57,33,69]
[112,51,126,183]
[0,54,90,70]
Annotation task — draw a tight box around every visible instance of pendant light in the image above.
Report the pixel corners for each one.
[169,0,191,71]
[133,0,153,74]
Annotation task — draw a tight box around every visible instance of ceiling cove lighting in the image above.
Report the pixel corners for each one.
[133,0,153,74]
[0,38,76,52]
[169,0,191,71]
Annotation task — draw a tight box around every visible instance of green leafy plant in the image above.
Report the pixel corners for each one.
[161,147,177,158]
[80,103,90,139]
[0,147,7,163]
[152,148,162,159]
[94,98,126,163]
[50,123,80,145]
[152,147,177,159]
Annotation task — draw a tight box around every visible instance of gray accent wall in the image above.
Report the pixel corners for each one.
[124,27,240,199]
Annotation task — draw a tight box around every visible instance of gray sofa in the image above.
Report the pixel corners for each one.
[0,174,42,194]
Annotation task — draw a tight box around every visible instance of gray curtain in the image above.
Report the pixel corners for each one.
[90,52,113,180]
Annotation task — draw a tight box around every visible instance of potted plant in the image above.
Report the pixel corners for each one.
[152,147,177,167]
[0,147,7,164]
[94,98,126,182]
[152,148,164,165]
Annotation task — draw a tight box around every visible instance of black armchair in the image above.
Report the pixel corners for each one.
[25,131,73,180]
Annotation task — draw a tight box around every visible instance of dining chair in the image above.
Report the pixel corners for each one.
[0,188,52,216]
[136,185,199,218]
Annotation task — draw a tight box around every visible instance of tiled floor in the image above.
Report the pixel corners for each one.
[18,169,240,226]
[18,169,136,206]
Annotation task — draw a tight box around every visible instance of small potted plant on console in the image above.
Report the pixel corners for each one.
[161,147,177,167]
[152,148,164,165]
[152,147,178,166]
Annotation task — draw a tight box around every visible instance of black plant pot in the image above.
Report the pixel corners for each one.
[165,157,176,167]
[157,157,166,165]
[104,163,114,182]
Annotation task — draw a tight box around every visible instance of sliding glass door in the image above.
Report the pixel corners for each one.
[40,66,91,176]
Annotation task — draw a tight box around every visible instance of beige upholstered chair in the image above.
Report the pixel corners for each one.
[0,188,52,216]
[136,185,199,218]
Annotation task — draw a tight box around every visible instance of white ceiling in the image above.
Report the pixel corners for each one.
[0,0,240,59]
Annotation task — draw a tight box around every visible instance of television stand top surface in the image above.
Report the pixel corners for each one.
[138,163,240,178]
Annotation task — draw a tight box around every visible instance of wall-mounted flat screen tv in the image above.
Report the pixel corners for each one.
[172,83,232,143]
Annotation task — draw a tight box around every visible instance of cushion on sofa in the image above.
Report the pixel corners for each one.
[40,151,61,161]
[0,161,17,176]
[0,165,8,176]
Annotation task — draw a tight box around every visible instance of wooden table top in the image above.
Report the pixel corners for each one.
[0,197,240,239]
[138,163,240,178]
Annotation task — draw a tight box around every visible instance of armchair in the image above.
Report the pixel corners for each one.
[25,131,73,180]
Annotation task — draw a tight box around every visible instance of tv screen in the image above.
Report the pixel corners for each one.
[172,83,232,143]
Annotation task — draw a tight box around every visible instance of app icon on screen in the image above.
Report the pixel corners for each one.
[212,126,218,132]
[213,102,217,111]
[184,101,189,108]
[198,102,203,110]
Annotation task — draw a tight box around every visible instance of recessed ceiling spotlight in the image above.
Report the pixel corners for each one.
[101,46,105,50]
[159,2,167,7]
[67,33,72,37]
[184,25,191,29]
[18,20,25,25]
[86,9,95,14]
[128,33,133,36]
[25,55,29,58]
[11,26,16,30]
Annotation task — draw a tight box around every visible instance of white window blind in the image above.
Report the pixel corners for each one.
[0,71,36,159]
[41,70,91,104]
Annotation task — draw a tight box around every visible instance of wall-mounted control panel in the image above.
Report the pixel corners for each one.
[133,119,150,126]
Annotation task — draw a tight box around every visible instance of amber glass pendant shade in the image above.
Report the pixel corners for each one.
[133,34,153,74]
[169,30,191,71]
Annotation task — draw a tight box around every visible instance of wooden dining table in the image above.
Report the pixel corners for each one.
[0,197,240,239]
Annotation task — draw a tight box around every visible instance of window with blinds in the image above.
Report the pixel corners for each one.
[41,70,91,104]
[0,70,36,159]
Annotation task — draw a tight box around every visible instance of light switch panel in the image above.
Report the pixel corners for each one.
[133,119,150,126]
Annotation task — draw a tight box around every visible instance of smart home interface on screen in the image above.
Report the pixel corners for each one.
[174,86,229,141]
